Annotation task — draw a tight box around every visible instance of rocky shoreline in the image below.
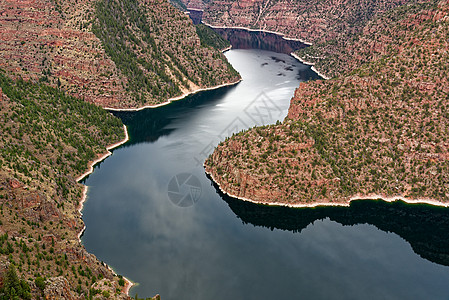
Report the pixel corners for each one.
[76,125,130,182]
[205,168,449,209]
[75,123,134,295]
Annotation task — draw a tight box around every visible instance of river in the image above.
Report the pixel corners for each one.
[81,49,449,300]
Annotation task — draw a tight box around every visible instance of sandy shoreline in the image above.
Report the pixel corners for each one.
[103,79,242,112]
[205,168,449,208]
[290,52,331,80]
[311,66,331,80]
[290,52,315,66]
[221,45,233,52]
[76,186,89,242]
[202,22,313,45]
[348,194,449,207]
[76,124,129,241]
[186,7,203,12]
[103,263,135,296]
[76,125,130,182]
[123,277,134,295]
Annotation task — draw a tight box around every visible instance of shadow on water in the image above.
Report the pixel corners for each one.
[111,84,237,145]
[212,28,307,54]
[207,174,449,267]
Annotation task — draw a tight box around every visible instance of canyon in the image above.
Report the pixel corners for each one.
[2,0,449,298]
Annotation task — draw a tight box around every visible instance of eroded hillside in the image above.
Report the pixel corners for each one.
[201,0,412,44]
[296,0,445,78]
[0,0,132,108]
[0,0,239,109]
[93,0,239,107]
[205,0,449,206]
[0,72,137,298]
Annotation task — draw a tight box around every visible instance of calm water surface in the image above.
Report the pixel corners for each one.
[81,49,449,300]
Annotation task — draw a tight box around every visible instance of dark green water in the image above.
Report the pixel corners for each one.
[81,49,449,300]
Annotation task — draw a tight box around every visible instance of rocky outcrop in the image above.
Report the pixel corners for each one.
[90,278,138,300]
[44,277,79,300]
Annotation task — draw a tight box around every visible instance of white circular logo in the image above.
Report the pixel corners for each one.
[167,173,202,207]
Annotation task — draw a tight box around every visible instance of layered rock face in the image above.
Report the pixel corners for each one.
[296,0,449,78]
[205,0,449,205]
[211,28,307,53]
[201,0,412,43]
[0,0,131,107]
[0,0,239,109]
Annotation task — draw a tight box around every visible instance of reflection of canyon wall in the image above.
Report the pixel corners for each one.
[215,183,449,267]
[113,85,235,145]
[212,28,307,54]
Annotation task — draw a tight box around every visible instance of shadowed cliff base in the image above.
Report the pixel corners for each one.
[210,27,308,54]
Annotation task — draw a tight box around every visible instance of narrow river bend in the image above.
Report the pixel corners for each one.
[81,49,449,300]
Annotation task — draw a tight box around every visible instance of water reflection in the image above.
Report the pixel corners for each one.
[212,28,307,54]
[112,85,237,145]
[215,181,449,266]
[82,49,449,300]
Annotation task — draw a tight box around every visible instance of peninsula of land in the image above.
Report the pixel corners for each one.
[205,0,449,207]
